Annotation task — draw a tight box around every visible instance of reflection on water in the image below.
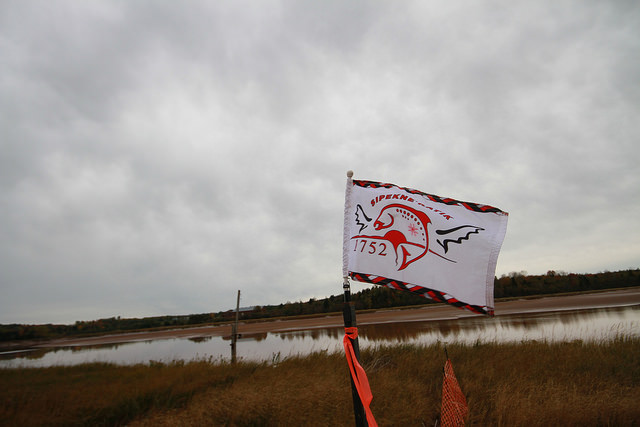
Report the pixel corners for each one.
[357,306,639,346]
[1,306,637,368]
[188,336,212,343]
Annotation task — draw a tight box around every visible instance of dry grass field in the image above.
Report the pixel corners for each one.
[1,338,639,426]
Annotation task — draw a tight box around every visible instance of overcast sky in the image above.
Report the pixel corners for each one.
[1,1,638,324]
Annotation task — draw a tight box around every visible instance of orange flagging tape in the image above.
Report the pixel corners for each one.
[441,359,468,427]
[343,327,378,427]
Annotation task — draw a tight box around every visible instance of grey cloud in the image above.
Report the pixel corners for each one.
[1,0,638,324]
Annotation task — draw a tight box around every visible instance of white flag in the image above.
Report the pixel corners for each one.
[343,178,508,315]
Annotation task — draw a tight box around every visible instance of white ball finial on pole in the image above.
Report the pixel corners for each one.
[347,170,354,178]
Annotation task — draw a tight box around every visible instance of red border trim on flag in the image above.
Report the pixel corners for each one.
[353,180,506,214]
[349,272,494,316]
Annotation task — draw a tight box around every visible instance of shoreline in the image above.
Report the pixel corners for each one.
[3,288,639,352]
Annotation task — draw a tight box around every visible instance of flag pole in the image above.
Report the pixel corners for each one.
[343,170,367,427]
[343,276,367,427]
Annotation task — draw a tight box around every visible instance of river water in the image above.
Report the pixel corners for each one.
[1,305,637,368]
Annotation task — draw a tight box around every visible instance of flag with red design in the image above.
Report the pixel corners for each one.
[343,178,508,316]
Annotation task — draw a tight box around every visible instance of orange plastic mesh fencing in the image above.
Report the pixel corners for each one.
[441,358,468,427]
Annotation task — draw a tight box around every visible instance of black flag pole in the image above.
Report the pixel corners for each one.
[343,276,367,427]
[343,170,368,427]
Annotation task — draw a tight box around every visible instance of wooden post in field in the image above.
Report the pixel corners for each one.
[231,290,241,363]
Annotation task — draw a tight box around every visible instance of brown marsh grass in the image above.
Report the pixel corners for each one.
[1,338,638,426]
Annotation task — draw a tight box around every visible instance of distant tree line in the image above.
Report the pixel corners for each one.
[1,268,638,343]
[492,269,640,298]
